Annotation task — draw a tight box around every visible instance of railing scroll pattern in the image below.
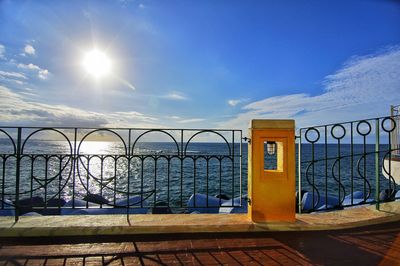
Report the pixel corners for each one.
[0,127,243,220]
[298,115,399,213]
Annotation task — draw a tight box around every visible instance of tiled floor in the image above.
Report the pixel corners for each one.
[1,221,400,265]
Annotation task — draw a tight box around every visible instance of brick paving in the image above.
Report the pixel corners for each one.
[1,221,400,265]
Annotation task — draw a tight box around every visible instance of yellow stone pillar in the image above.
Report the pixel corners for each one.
[248,119,296,222]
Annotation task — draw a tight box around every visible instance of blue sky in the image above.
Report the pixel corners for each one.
[0,0,400,132]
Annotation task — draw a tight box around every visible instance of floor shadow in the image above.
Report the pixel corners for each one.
[0,221,399,265]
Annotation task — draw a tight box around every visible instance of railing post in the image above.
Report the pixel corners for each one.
[72,128,77,208]
[297,134,302,214]
[375,119,380,210]
[127,129,131,217]
[248,119,296,222]
[15,127,22,222]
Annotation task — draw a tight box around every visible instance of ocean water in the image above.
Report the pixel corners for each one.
[299,143,397,202]
[0,139,396,209]
[0,140,245,208]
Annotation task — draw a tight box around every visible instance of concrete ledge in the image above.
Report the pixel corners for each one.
[256,202,400,231]
[0,214,254,237]
[1,202,400,237]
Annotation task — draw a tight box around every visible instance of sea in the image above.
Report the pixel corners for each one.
[0,139,396,208]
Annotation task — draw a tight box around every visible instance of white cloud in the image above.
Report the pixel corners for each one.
[18,63,50,80]
[113,111,158,122]
[0,70,27,80]
[0,44,5,59]
[18,63,40,70]
[0,86,222,141]
[228,98,248,107]
[0,85,160,128]
[19,91,37,97]
[13,80,25,85]
[220,46,400,131]
[168,116,181,120]
[38,69,49,80]
[164,92,188,101]
[0,86,105,127]
[116,77,136,91]
[178,118,206,123]
[24,44,35,55]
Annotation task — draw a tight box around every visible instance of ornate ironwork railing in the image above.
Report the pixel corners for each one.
[391,105,400,157]
[298,115,399,213]
[0,127,244,220]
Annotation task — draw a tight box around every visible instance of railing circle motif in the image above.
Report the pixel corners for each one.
[304,127,320,143]
[331,124,346,140]
[76,129,128,198]
[356,120,371,136]
[77,129,128,155]
[0,129,16,154]
[19,128,74,199]
[131,129,180,155]
[381,117,396,133]
[21,128,73,155]
[184,130,231,156]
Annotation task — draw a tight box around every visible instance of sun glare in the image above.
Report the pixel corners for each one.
[82,49,112,78]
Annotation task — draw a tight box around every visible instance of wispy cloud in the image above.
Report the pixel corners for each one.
[38,69,49,80]
[167,115,181,120]
[0,70,27,80]
[114,76,136,91]
[113,111,158,122]
[227,98,248,107]
[178,118,205,123]
[0,85,160,128]
[220,46,400,131]
[17,63,40,70]
[0,85,105,127]
[17,63,50,80]
[23,44,35,55]
[164,92,188,101]
[19,91,38,97]
[13,80,25,85]
[0,44,5,59]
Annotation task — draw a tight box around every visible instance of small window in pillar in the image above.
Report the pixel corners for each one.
[264,141,283,171]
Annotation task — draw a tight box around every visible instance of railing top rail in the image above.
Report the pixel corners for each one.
[0,126,242,131]
[299,114,400,131]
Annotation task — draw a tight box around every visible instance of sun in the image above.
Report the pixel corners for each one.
[82,49,112,78]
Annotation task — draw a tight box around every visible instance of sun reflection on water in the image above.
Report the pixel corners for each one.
[78,141,120,155]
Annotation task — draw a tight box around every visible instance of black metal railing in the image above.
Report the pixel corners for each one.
[298,115,399,213]
[391,105,400,156]
[0,127,244,220]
